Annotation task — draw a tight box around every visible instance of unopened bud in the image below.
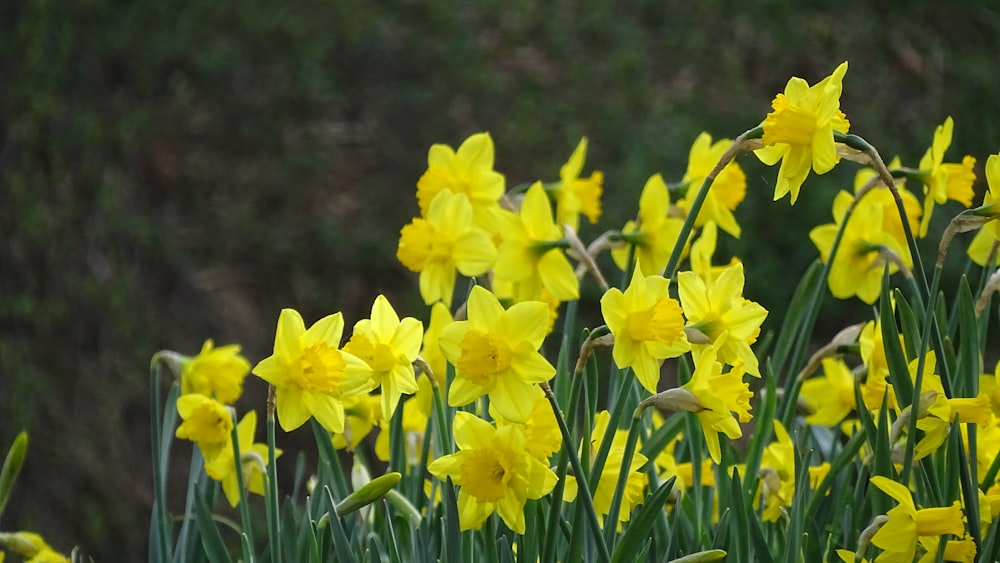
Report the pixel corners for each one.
[636,388,704,417]
[335,472,402,516]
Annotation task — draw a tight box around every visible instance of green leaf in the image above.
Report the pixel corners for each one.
[192,483,233,563]
[325,486,358,563]
[0,431,28,519]
[611,476,676,563]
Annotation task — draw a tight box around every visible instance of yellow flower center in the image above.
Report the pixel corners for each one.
[456,330,511,386]
[344,335,397,374]
[915,502,966,537]
[460,448,511,502]
[397,219,454,271]
[573,172,604,224]
[290,343,346,394]
[625,297,685,344]
[762,94,817,147]
[417,166,471,212]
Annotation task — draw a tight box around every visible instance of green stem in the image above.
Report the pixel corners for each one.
[542,382,612,563]
[229,411,256,559]
[265,385,281,563]
[662,126,763,280]
[149,357,172,563]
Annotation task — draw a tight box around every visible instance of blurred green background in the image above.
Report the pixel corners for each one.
[2,0,999,559]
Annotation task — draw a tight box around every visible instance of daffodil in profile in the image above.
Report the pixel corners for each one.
[398,190,498,307]
[800,357,856,426]
[677,132,746,238]
[552,137,603,230]
[810,191,910,304]
[438,285,555,423]
[677,262,768,376]
[343,294,423,418]
[493,182,579,303]
[178,339,251,405]
[611,174,687,275]
[870,476,966,562]
[563,410,648,528]
[204,410,281,507]
[175,394,233,461]
[427,412,557,534]
[915,117,977,236]
[252,309,374,433]
[416,132,506,230]
[967,152,1000,266]
[759,421,795,522]
[755,61,850,204]
[600,263,690,393]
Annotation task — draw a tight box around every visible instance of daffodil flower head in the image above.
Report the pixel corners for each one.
[611,173,687,276]
[175,394,233,461]
[493,182,579,302]
[562,411,649,529]
[0,532,69,562]
[678,132,747,238]
[204,410,281,507]
[252,309,375,433]
[755,61,850,204]
[677,262,768,376]
[178,339,251,405]
[343,294,423,418]
[600,263,690,393]
[397,190,498,307]
[870,476,966,562]
[416,132,506,230]
[800,357,856,426]
[679,344,747,463]
[491,396,562,463]
[553,137,604,230]
[759,421,795,522]
[438,285,555,423]
[332,392,381,451]
[853,157,923,248]
[967,152,1000,266]
[426,412,557,534]
[916,117,977,236]
[810,190,911,304]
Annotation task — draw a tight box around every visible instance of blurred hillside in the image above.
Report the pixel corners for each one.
[2,0,999,559]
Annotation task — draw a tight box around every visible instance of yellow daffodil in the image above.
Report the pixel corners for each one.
[870,476,966,562]
[427,412,557,534]
[677,262,768,376]
[563,410,648,528]
[416,132,506,231]
[853,157,923,248]
[915,117,977,236]
[811,190,911,304]
[968,152,1000,266]
[907,352,992,460]
[553,137,603,230]
[680,344,750,463]
[332,393,381,451]
[178,339,250,405]
[600,263,690,393]
[252,309,374,433]
[204,410,281,507]
[677,132,746,237]
[0,532,69,563]
[438,285,554,422]
[759,421,794,522]
[494,182,579,303]
[492,396,562,462]
[754,61,850,204]
[343,294,423,418]
[611,174,687,275]
[917,536,976,563]
[175,394,233,461]
[398,190,498,307]
[800,357,856,426]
